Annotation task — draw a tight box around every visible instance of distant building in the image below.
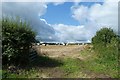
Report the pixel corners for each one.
[37,43,40,45]
[32,40,91,46]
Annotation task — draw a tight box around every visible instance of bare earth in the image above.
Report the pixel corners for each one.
[41,45,83,57]
[32,45,109,78]
[36,45,85,58]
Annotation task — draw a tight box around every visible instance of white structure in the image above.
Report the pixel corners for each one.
[37,43,40,45]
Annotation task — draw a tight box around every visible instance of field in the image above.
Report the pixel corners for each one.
[2,2,119,79]
[3,45,118,78]
[34,45,112,78]
[37,45,84,58]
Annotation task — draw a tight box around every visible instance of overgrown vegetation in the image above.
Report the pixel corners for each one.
[2,17,36,66]
[2,18,119,78]
[91,28,119,78]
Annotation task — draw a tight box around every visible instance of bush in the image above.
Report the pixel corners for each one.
[91,28,119,77]
[92,27,119,55]
[2,17,36,66]
[92,28,117,47]
[92,27,118,55]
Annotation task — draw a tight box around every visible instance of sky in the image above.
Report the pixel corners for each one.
[2,0,119,43]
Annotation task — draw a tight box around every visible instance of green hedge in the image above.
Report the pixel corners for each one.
[2,17,36,66]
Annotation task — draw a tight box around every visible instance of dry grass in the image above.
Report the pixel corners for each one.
[34,45,85,58]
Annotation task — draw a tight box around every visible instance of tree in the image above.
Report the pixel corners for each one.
[92,27,119,62]
[2,17,36,66]
[92,28,117,47]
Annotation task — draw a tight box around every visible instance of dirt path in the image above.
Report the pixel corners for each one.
[33,45,110,78]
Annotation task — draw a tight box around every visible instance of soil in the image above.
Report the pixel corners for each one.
[33,45,110,78]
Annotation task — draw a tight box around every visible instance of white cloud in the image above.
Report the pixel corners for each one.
[71,0,118,33]
[52,0,67,5]
[52,24,93,42]
[0,2,2,19]
[90,0,118,31]
[52,0,119,42]
[2,0,44,2]
[2,0,119,42]
[2,2,47,17]
[71,5,89,24]
[2,2,58,41]
[2,0,105,2]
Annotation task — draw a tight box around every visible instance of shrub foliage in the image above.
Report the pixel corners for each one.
[92,28,118,47]
[92,28,119,77]
[2,17,36,66]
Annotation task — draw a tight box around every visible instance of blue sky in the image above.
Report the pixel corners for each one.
[41,2,103,26]
[42,2,79,25]
[2,0,118,42]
